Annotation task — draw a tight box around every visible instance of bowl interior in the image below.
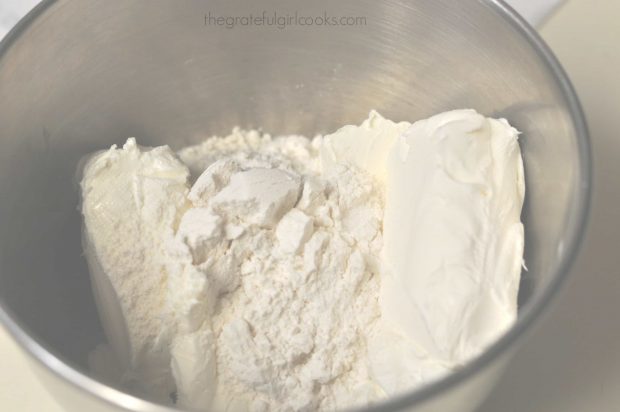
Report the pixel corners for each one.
[0,0,588,408]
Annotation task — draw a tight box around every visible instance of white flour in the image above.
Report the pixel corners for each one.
[82,110,525,411]
[85,129,388,411]
[173,131,386,411]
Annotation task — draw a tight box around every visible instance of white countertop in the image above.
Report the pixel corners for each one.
[1,0,619,411]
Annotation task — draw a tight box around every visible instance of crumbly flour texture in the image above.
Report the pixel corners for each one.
[177,131,386,411]
[86,130,389,411]
[82,110,525,412]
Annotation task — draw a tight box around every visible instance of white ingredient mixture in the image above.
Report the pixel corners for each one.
[81,110,525,411]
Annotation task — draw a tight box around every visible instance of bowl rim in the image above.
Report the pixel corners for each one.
[0,0,592,411]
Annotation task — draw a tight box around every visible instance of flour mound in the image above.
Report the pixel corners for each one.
[168,130,385,411]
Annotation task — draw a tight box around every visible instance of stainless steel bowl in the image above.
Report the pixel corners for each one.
[0,1,590,411]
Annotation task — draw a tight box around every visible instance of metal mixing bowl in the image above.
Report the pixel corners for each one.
[0,1,590,411]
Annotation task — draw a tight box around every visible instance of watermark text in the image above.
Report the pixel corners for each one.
[204,11,367,29]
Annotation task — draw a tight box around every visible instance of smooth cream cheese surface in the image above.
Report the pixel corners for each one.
[81,110,524,411]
